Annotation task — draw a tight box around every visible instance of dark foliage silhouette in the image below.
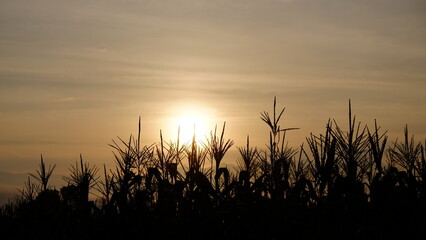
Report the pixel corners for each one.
[0,98,425,240]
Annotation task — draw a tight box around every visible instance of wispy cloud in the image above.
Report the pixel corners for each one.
[87,48,109,53]
[50,97,75,103]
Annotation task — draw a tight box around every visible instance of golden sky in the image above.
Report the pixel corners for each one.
[0,0,425,186]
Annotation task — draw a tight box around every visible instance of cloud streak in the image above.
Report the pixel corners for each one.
[50,97,75,103]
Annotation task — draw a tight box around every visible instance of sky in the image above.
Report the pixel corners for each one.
[0,0,425,198]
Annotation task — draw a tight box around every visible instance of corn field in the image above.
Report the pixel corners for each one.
[1,98,425,240]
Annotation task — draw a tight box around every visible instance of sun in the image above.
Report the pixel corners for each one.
[176,114,207,144]
[166,104,215,144]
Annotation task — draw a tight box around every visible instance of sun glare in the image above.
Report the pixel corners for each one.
[177,114,207,144]
[166,104,215,145]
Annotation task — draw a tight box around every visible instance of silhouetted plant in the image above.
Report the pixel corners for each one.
[0,201,14,218]
[418,141,426,199]
[2,98,426,240]
[207,122,234,192]
[108,117,155,213]
[259,97,299,200]
[260,97,299,167]
[16,177,39,204]
[185,135,209,175]
[365,120,389,205]
[331,100,370,182]
[154,129,184,183]
[388,125,422,176]
[109,135,137,213]
[95,164,113,207]
[64,154,99,191]
[61,154,99,216]
[303,120,337,199]
[367,120,388,175]
[291,145,309,184]
[237,135,259,181]
[29,154,56,192]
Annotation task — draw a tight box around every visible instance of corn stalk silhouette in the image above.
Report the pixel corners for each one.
[303,120,337,200]
[207,122,234,193]
[29,155,56,193]
[4,98,426,239]
[259,97,299,200]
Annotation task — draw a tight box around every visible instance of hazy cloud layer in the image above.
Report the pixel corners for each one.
[1,0,425,176]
